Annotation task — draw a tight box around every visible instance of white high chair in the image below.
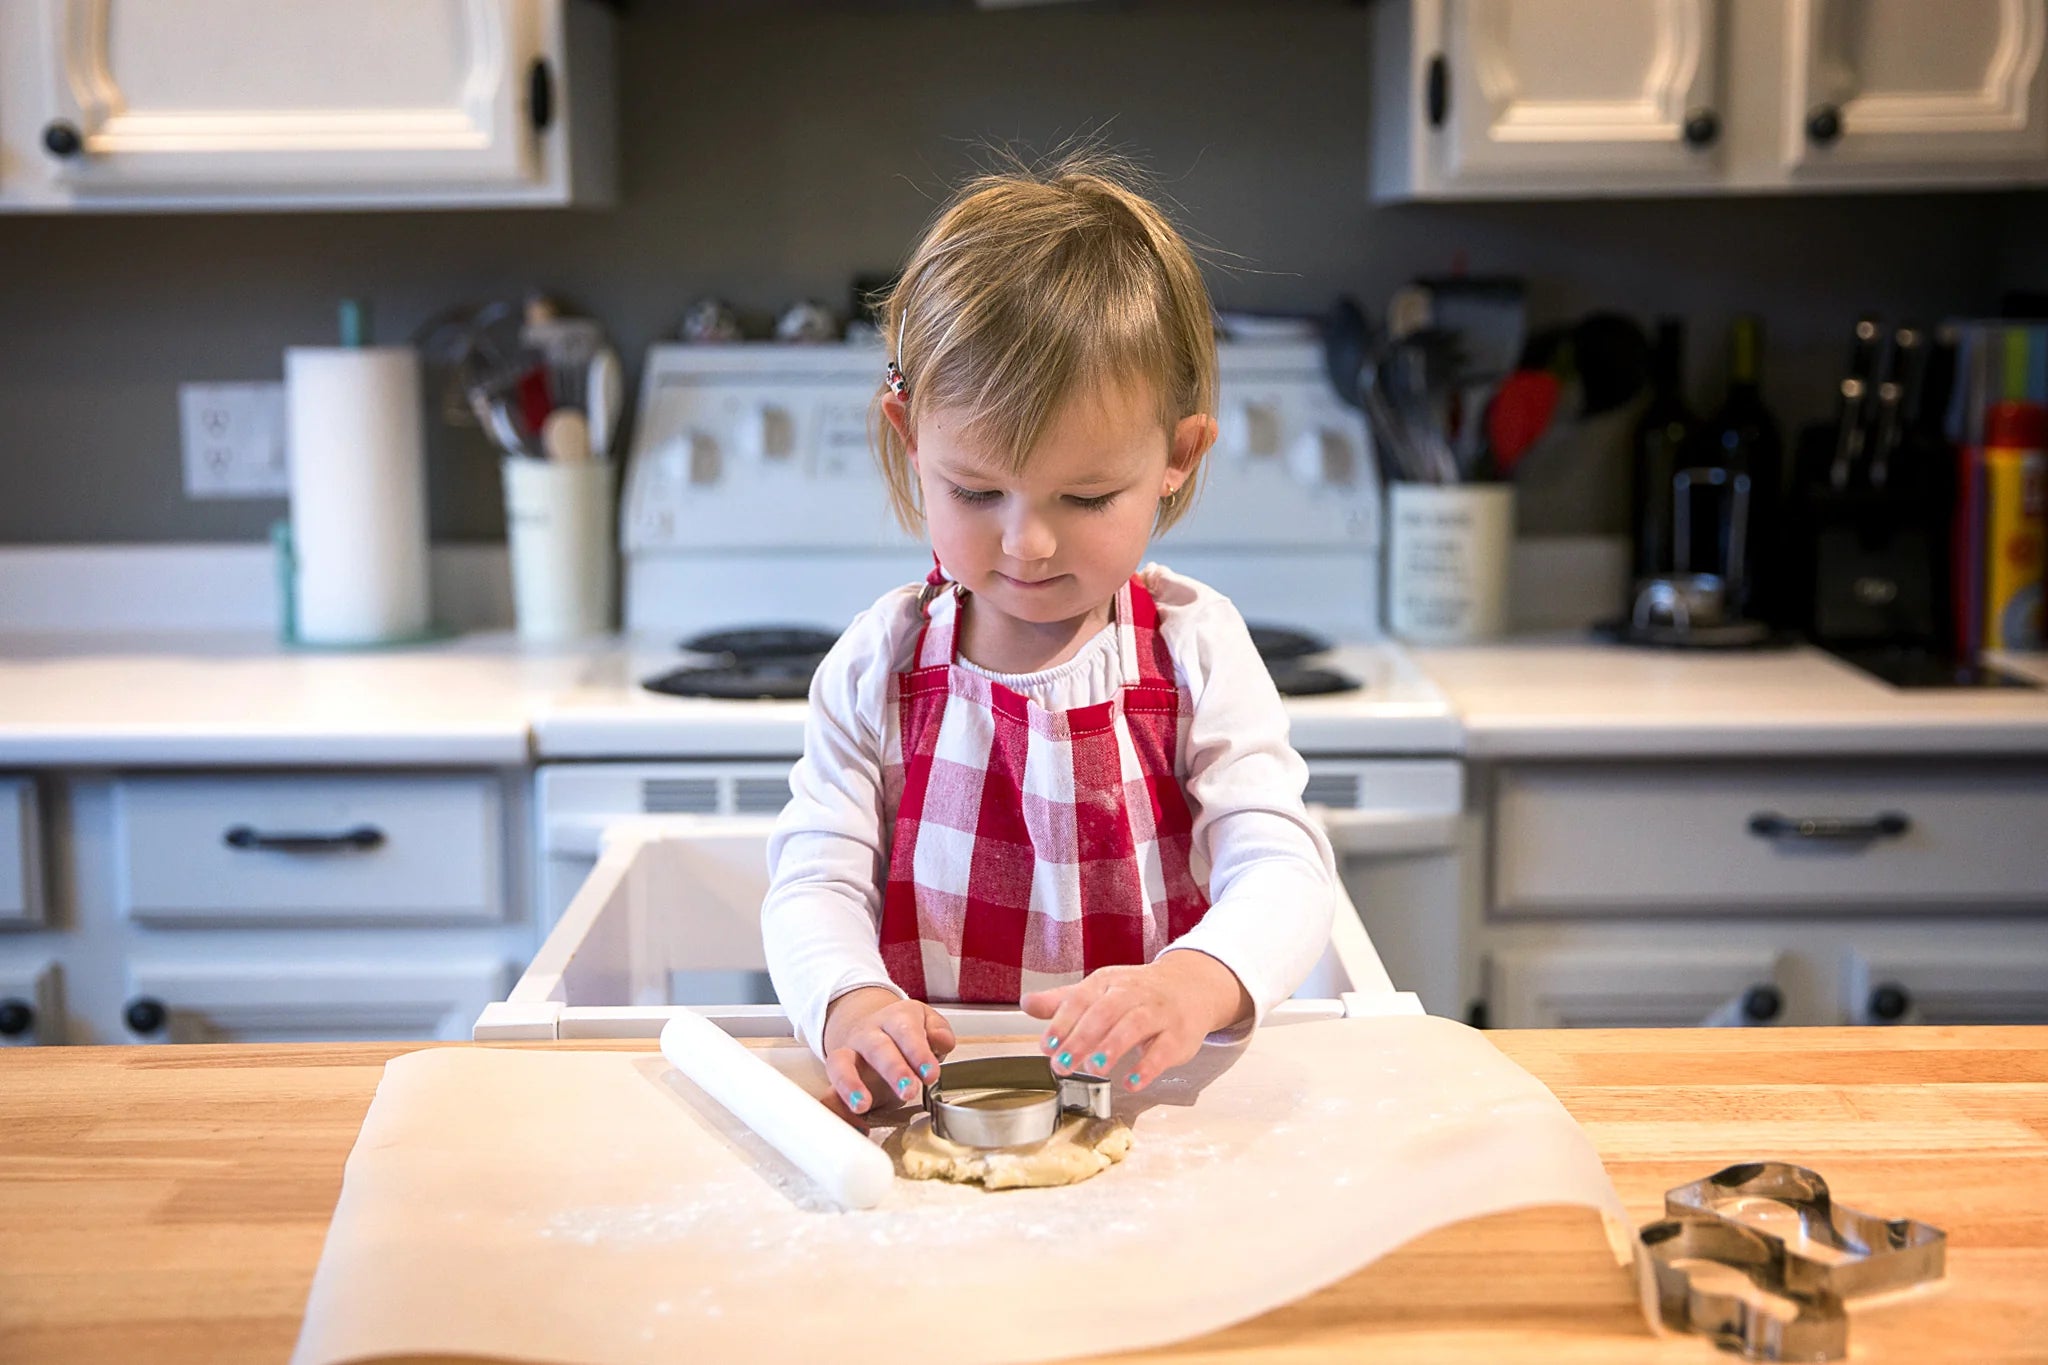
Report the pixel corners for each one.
[476,815,1422,1040]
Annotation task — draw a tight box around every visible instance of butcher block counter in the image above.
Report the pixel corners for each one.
[4,1027,2046,1364]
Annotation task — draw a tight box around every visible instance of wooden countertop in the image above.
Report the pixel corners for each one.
[4,1027,2046,1364]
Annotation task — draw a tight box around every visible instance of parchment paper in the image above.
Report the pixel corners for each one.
[293,1016,1640,1365]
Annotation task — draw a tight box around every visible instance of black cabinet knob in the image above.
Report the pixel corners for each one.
[527,58,554,132]
[125,997,169,1035]
[1807,104,1843,145]
[1682,109,1720,148]
[1869,982,1911,1023]
[42,120,83,158]
[0,999,34,1037]
[1742,984,1783,1023]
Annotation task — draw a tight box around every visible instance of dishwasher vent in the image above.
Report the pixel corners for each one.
[1302,771,1362,810]
[641,777,720,814]
[732,776,793,814]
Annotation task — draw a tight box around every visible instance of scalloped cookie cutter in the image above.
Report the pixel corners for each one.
[1640,1161,1946,1362]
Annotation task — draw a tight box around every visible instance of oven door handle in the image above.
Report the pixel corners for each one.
[1311,806,1460,855]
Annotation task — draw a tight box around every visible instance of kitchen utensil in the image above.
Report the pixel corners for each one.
[1486,369,1563,476]
[541,408,593,464]
[924,1055,1113,1148]
[1828,317,1884,489]
[1642,1161,1946,1361]
[586,345,624,457]
[1570,312,1652,416]
[657,1012,893,1210]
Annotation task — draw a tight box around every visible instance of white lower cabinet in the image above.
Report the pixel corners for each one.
[1843,945,2048,1026]
[28,768,537,1044]
[1477,759,2048,1029]
[1489,945,1789,1029]
[0,959,63,1045]
[119,958,511,1044]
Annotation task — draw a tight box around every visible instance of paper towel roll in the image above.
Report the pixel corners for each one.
[286,346,431,646]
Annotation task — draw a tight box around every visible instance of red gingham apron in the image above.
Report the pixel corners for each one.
[877,574,1211,1003]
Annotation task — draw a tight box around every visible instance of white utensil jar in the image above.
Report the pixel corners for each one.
[501,457,616,642]
[1385,483,1514,644]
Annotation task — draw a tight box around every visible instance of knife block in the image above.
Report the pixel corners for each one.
[1786,423,1952,648]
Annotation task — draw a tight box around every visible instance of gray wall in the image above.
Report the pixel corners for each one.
[0,0,2036,543]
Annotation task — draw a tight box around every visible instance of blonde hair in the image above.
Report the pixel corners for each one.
[873,153,1218,533]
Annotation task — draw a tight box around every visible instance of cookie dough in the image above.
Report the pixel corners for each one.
[886,1112,1132,1191]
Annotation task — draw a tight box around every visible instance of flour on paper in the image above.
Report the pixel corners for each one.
[887,1112,1133,1190]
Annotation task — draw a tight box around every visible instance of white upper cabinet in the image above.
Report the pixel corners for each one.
[1436,0,1724,188]
[0,0,616,211]
[1374,0,2048,198]
[1781,0,2048,179]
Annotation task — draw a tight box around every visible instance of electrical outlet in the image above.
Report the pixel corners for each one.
[180,382,288,498]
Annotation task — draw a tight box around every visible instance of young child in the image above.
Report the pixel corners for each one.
[762,157,1337,1115]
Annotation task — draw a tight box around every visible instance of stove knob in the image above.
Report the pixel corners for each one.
[734,403,795,465]
[1219,399,1279,460]
[1287,426,1356,487]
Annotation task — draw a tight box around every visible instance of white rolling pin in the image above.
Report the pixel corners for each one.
[659,1012,894,1210]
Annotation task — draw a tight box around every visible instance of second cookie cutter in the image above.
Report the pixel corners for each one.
[1640,1161,1946,1362]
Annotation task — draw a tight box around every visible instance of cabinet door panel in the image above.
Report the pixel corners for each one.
[36,0,539,191]
[0,960,63,1045]
[1441,0,1724,183]
[121,959,508,1043]
[1845,945,2048,1025]
[1489,945,1789,1028]
[1783,0,2048,172]
[0,777,44,926]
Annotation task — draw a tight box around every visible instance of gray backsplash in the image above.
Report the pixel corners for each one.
[0,0,2035,545]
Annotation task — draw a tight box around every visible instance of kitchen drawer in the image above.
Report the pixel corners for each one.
[113,774,504,926]
[1845,946,2048,1027]
[1,777,45,926]
[1493,763,2048,916]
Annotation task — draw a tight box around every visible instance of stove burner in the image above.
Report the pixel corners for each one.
[682,626,841,661]
[1267,662,1361,697]
[1246,624,1330,663]
[643,662,817,701]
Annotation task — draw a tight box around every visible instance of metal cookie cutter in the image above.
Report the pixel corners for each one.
[1641,1161,1947,1362]
[924,1056,1112,1149]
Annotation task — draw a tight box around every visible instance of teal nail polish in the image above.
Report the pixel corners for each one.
[1090,1052,1107,1069]
[1127,1072,1142,1085]
[919,1063,933,1079]
[1057,1051,1072,1068]
[1045,1035,1060,1051]
[848,1090,865,1107]
[896,1076,912,1094]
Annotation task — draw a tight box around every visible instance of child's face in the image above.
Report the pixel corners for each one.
[902,380,1210,633]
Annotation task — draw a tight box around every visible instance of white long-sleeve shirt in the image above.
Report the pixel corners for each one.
[760,564,1337,1055]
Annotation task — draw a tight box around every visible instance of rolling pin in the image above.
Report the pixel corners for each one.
[658,1012,894,1210]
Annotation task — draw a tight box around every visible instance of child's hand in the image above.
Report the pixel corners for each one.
[1020,951,1251,1091]
[820,986,956,1115]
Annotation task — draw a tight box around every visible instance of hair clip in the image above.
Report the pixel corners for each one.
[884,360,909,401]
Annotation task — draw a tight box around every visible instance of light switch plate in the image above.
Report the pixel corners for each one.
[180,382,288,498]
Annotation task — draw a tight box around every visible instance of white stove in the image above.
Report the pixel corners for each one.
[530,341,1469,1017]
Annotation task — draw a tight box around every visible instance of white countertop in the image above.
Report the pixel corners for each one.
[4,631,2046,767]
[1410,641,2048,759]
[0,632,592,767]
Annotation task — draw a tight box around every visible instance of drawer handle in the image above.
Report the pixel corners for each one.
[1747,811,1909,843]
[223,824,386,854]
[1741,984,1783,1024]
